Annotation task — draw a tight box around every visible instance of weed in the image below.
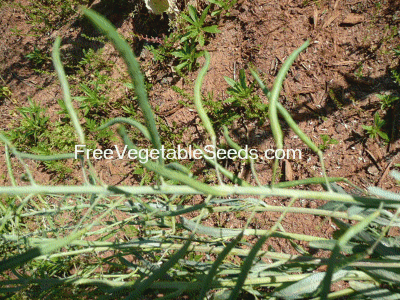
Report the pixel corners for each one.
[362,112,389,142]
[77,48,112,74]
[121,101,138,116]
[85,118,116,146]
[171,85,194,102]
[7,98,49,149]
[172,41,203,73]
[377,93,399,111]
[144,44,169,63]
[9,26,23,36]
[158,119,184,147]
[18,0,85,33]
[203,91,240,129]
[25,47,50,68]
[74,81,109,117]
[318,134,339,151]
[180,5,220,47]
[207,0,238,17]
[328,88,343,109]
[224,69,268,125]
[392,68,400,85]
[144,30,181,65]
[0,85,12,101]
[355,62,364,79]
[45,122,77,153]
[394,46,400,57]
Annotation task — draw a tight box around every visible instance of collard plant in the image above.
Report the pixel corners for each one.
[1,8,400,300]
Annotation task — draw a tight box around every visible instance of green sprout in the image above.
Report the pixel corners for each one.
[172,41,203,73]
[362,112,389,142]
[180,5,220,47]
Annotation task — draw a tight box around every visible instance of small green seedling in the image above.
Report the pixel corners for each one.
[224,69,268,125]
[74,82,108,117]
[394,46,400,57]
[25,47,49,67]
[180,5,220,47]
[392,68,400,86]
[362,112,389,142]
[144,44,168,62]
[377,94,399,111]
[10,97,49,146]
[207,0,238,16]
[318,134,339,151]
[225,69,254,100]
[0,86,12,100]
[172,41,203,73]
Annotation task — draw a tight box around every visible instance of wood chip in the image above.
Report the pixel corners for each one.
[322,11,341,28]
[367,165,380,176]
[284,160,293,182]
[341,13,364,26]
[329,60,358,66]
[313,7,319,28]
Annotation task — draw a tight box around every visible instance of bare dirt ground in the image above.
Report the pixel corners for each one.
[0,0,400,296]
[1,0,399,188]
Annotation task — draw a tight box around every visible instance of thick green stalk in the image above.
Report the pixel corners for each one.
[81,8,162,162]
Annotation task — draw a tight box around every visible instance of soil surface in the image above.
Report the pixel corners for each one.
[0,0,400,296]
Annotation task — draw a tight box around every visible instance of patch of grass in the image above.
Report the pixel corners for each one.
[17,0,89,33]
[7,98,49,149]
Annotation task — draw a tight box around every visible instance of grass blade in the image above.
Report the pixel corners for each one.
[319,209,381,298]
[228,235,268,300]
[124,238,193,299]
[198,232,244,300]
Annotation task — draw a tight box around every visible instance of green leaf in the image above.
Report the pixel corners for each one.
[228,235,268,300]
[181,14,194,24]
[224,76,237,87]
[378,131,389,142]
[203,25,220,33]
[273,270,349,299]
[199,5,211,24]
[361,268,400,284]
[188,5,198,23]
[124,238,193,299]
[171,51,186,58]
[198,232,244,300]
[350,281,400,300]
[175,61,188,71]
[198,34,205,47]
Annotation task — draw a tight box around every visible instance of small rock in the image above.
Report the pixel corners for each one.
[367,165,379,176]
